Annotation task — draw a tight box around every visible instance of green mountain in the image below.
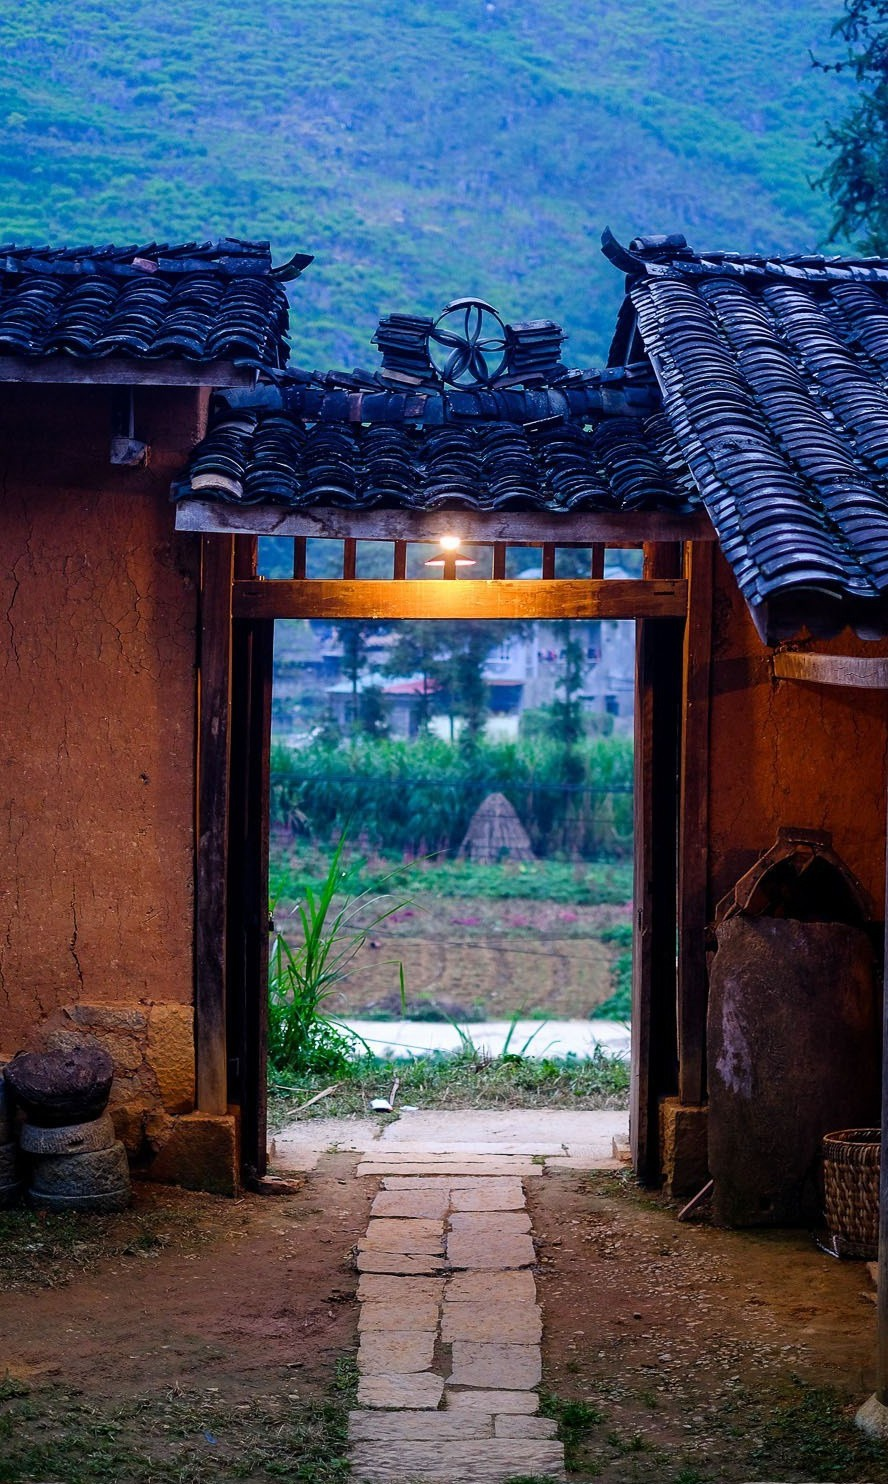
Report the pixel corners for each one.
[2,0,848,367]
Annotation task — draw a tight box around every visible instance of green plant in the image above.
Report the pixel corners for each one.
[268,832,407,1078]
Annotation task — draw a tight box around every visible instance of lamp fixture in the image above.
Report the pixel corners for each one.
[425,534,476,580]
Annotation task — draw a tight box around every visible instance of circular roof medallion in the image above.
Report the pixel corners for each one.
[429,298,507,387]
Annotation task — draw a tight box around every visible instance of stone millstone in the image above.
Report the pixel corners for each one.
[5,1044,114,1127]
[21,1111,116,1155]
[29,1141,130,1209]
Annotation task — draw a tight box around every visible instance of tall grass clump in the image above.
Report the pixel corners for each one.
[268,832,406,1078]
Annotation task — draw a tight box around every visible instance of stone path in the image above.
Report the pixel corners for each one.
[272,1111,628,1483]
[350,1166,565,1483]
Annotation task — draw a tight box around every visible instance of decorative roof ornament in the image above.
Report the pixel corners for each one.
[372,298,566,389]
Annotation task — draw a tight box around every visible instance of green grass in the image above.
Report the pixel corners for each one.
[0,1375,354,1483]
[268,1043,629,1125]
[272,847,633,910]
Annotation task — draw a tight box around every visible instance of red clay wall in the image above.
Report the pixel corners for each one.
[708,548,888,917]
[0,384,206,1050]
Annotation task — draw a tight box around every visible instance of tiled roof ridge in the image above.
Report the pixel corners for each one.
[0,238,316,281]
[213,361,660,426]
[0,239,313,282]
[602,227,888,288]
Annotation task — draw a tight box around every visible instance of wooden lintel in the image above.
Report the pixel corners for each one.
[175,499,715,546]
[773,650,888,690]
[231,577,688,622]
[0,356,255,388]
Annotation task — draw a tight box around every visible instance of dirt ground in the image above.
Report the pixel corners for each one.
[279,898,628,1021]
[2,1162,888,1482]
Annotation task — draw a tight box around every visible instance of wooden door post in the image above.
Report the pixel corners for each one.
[195,534,235,1115]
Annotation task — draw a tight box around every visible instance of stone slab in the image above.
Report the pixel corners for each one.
[370,1188,451,1219]
[357,1275,445,1305]
[376,1108,625,1154]
[348,1410,492,1442]
[349,1439,565,1482]
[544,1154,624,1171]
[448,1210,531,1235]
[449,1342,542,1390]
[360,1217,444,1255]
[271,1117,382,1172]
[494,1413,559,1439]
[449,1180,525,1211]
[359,1163,541,1179]
[444,1269,537,1305]
[441,1302,542,1345]
[380,1171,541,1187]
[358,1300,441,1333]
[446,1388,538,1414]
[357,1372,445,1410]
[358,1330,436,1375]
[446,1231,536,1269]
[356,1250,448,1277]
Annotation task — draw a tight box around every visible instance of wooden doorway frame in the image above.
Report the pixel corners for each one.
[189,507,714,1184]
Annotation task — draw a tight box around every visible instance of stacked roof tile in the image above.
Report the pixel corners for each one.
[604,231,888,634]
[177,399,694,514]
[0,239,311,366]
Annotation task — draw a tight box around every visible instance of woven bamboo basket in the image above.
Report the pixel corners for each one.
[822,1128,880,1259]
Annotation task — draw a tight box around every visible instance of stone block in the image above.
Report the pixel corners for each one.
[449,1180,525,1211]
[357,1372,444,1410]
[356,1250,447,1277]
[659,1097,709,1198]
[360,1217,445,1255]
[148,1112,238,1196]
[446,1231,535,1270]
[357,1275,445,1305]
[445,1388,538,1414]
[494,1414,558,1439]
[448,1210,531,1235]
[147,1004,194,1113]
[444,1270,536,1305]
[448,1341,541,1390]
[348,1410,492,1441]
[358,1329,435,1374]
[441,1302,541,1345]
[371,1188,450,1219]
[349,1439,565,1481]
[359,1299,440,1333]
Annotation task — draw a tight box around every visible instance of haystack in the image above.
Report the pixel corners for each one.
[458,792,535,864]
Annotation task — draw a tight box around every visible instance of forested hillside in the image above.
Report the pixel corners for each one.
[2,0,846,366]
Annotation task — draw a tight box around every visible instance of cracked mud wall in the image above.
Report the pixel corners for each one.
[709,549,888,913]
[0,385,205,1050]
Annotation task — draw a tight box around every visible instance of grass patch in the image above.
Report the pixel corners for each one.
[540,1393,604,1471]
[0,1372,355,1483]
[744,1377,887,1478]
[268,1044,629,1126]
[271,848,633,910]
[0,1195,206,1291]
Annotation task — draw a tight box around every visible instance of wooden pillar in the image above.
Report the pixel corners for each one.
[631,543,683,1181]
[195,535,235,1115]
[677,541,713,1105]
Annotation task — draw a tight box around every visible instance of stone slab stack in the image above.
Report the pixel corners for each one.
[4,1044,131,1212]
[0,1069,21,1207]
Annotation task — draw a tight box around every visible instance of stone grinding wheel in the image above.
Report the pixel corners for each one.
[4,1044,114,1127]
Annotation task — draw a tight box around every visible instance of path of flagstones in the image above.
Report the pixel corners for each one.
[272,1109,628,1483]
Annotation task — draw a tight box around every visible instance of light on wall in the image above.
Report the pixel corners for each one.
[425,535,476,580]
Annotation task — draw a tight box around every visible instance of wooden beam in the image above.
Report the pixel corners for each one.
[231,577,688,622]
[774,651,888,690]
[196,535,235,1117]
[175,499,716,546]
[677,541,713,1106]
[0,356,255,387]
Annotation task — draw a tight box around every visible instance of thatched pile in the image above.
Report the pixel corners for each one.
[458,792,535,864]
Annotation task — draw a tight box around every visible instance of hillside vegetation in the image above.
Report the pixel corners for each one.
[2,0,846,366]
